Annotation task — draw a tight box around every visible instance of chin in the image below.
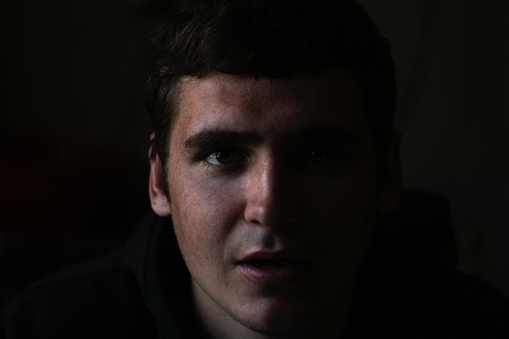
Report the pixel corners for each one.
[233,296,318,336]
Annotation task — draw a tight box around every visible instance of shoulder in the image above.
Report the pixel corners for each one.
[426,272,509,337]
[1,251,156,339]
[349,269,509,338]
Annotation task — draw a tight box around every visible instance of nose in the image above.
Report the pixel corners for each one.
[243,154,299,229]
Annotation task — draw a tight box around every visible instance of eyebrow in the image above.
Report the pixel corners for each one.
[182,125,361,153]
[292,126,361,144]
[183,129,263,153]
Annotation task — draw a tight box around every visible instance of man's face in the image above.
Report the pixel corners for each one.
[150,69,399,335]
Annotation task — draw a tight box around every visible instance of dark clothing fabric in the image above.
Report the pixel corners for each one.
[1,213,201,339]
[2,206,509,338]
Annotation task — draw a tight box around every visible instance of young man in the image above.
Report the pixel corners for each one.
[146,1,399,337]
[3,1,508,338]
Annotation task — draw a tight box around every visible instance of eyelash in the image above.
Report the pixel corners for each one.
[304,144,342,164]
[198,147,248,169]
[197,144,346,169]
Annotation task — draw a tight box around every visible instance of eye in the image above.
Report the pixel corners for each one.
[310,147,331,163]
[307,145,336,164]
[205,149,238,166]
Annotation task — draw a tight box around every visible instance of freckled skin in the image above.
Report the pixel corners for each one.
[150,69,400,339]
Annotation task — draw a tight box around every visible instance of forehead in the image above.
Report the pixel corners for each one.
[173,69,369,143]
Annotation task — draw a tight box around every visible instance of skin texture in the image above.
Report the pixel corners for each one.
[149,69,401,339]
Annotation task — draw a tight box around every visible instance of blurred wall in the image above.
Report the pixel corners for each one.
[0,0,182,293]
[359,0,509,296]
[1,0,508,297]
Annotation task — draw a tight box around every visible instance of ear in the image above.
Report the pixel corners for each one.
[149,141,172,217]
[377,131,402,215]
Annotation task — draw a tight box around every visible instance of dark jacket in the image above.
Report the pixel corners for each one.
[1,213,201,338]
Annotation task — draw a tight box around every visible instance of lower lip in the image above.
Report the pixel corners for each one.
[237,263,308,286]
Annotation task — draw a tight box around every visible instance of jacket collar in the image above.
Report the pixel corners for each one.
[125,212,203,338]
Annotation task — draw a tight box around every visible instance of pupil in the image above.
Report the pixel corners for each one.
[311,149,328,162]
[217,150,233,163]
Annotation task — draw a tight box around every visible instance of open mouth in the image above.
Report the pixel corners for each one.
[238,258,308,285]
[248,259,301,269]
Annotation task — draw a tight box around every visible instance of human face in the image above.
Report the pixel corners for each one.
[150,69,398,337]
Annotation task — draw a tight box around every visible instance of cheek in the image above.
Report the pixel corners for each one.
[311,186,376,244]
[309,166,378,216]
[168,169,244,268]
[304,171,378,260]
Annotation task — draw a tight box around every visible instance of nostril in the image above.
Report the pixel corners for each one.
[244,204,299,229]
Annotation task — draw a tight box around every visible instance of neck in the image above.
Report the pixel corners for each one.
[192,281,352,339]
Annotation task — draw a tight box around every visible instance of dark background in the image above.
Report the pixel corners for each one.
[1,0,508,302]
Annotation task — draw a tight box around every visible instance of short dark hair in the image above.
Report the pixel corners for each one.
[146,0,396,183]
